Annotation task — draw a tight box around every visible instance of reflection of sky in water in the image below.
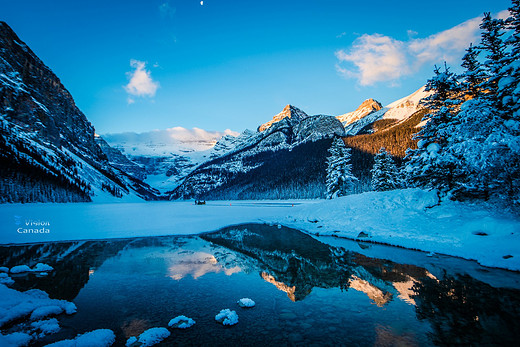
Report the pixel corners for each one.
[167,251,242,280]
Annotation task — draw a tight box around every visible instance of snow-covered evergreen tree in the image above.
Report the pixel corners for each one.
[405,64,464,192]
[326,137,357,199]
[460,43,485,99]
[405,5,520,207]
[479,12,507,106]
[371,148,400,191]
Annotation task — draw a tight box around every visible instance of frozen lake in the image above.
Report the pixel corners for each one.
[1,223,520,345]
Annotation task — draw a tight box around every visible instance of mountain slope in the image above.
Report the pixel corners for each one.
[258,104,308,132]
[170,107,345,199]
[0,21,159,202]
[336,98,383,126]
[341,86,430,136]
[102,127,238,192]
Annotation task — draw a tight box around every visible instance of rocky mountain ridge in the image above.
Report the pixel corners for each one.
[0,21,159,202]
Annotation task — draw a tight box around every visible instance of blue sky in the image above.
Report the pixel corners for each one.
[1,0,512,134]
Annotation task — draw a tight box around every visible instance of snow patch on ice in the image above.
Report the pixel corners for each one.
[237,298,255,308]
[10,265,32,274]
[46,329,115,347]
[31,318,60,335]
[133,327,170,346]
[0,284,76,327]
[30,305,63,320]
[215,309,239,325]
[168,315,196,329]
[32,263,53,272]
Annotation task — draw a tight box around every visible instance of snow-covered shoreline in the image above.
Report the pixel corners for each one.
[1,189,519,271]
[279,189,520,272]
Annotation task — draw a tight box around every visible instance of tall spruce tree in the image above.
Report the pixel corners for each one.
[460,44,485,99]
[326,137,357,199]
[371,148,400,191]
[479,12,507,106]
[405,64,464,192]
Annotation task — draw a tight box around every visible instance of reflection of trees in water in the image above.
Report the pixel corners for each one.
[0,240,132,300]
[412,274,520,346]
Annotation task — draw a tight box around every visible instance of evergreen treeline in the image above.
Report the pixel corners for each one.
[405,2,520,208]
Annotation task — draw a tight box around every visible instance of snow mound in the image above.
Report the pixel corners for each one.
[0,332,32,347]
[33,263,54,272]
[125,336,137,346]
[168,315,196,329]
[10,265,32,274]
[237,298,255,308]
[215,309,239,326]
[30,305,63,320]
[281,188,520,271]
[46,329,115,347]
[0,284,76,327]
[0,273,15,285]
[130,327,171,347]
[31,318,60,335]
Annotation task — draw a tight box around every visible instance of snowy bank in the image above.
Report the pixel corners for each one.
[0,284,76,327]
[281,189,520,271]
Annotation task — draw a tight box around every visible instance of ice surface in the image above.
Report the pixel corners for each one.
[45,329,115,347]
[168,315,196,329]
[1,189,519,271]
[215,309,239,325]
[237,298,255,308]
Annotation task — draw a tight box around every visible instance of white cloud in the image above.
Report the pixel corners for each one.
[335,12,508,86]
[124,60,160,101]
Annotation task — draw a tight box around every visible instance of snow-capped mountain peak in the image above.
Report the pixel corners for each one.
[342,86,431,135]
[336,98,383,126]
[258,104,308,132]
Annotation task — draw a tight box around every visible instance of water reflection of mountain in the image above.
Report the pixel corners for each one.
[201,224,430,304]
[1,224,520,345]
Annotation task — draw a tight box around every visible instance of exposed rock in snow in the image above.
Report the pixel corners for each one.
[46,329,115,347]
[237,298,255,308]
[215,309,239,326]
[168,315,196,329]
